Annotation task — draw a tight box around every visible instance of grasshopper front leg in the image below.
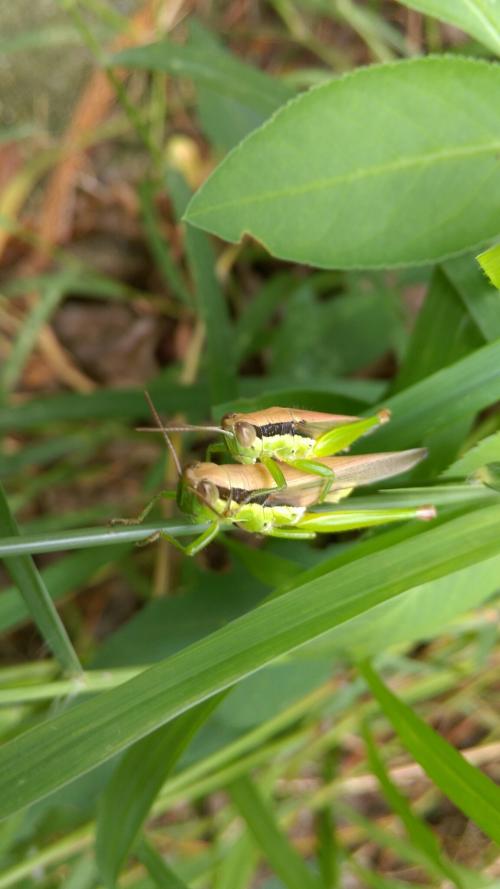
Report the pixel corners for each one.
[110,490,177,526]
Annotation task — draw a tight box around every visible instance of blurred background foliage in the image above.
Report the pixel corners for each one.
[1,2,500,888]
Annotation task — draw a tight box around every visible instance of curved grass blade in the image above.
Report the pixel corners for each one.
[0,483,81,675]
[360,662,500,845]
[0,504,500,819]
[362,722,464,887]
[96,698,222,887]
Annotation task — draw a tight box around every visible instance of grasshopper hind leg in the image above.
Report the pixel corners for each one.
[160,521,220,556]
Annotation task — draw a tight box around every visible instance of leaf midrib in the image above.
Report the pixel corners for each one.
[187,139,500,218]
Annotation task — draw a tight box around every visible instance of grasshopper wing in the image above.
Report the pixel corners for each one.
[262,448,427,508]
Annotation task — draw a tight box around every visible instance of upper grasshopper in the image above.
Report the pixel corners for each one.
[140,405,391,498]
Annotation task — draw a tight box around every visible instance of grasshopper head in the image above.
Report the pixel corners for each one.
[221,413,260,462]
[179,465,220,519]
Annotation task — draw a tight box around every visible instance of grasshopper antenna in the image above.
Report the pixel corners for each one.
[143,391,182,477]
[136,424,235,438]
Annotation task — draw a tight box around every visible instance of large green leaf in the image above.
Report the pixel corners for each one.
[1,503,500,819]
[394,1,500,55]
[185,57,500,269]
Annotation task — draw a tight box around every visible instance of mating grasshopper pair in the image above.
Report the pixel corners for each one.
[117,395,436,556]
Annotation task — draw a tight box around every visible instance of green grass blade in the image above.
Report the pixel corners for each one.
[360,662,500,845]
[374,337,500,450]
[393,268,481,393]
[443,255,500,341]
[213,833,259,889]
[362,722,463,887]
[0,520,210,557]
[0,483,81,675]
[235,273,293,364]
[110,41,293,119]
[0,504,500,818]
[96,698,221,887]
[228,775,321,889]
[135,838,189,889]
[1,277,68,393]
[168,170,237,404]
[442,432,500,478]
[138,180,192,306]
[0,381,207,431]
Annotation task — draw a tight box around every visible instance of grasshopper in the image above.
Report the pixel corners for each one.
[140,405,391,498]
[119,397,435,556]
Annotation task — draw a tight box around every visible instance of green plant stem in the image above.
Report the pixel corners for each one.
[0,520,211,556]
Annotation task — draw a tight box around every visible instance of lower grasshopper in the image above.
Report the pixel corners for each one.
[118,397,435,556]
[140,405,391,498]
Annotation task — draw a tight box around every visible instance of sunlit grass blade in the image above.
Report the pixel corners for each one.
[476,242,500,289]
[228,775,321,889]
[0,504,500,819]
[360,662,500,844]
[0,482,81,675]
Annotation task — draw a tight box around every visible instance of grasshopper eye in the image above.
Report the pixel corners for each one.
[196,479,218,503]
[234,421,256,448]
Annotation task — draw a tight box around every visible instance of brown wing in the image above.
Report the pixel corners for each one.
[222,406,362,431]
[262,449,428,508]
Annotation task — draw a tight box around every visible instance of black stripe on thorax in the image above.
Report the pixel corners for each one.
[255,420,309,440]
[216,486,269,505]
